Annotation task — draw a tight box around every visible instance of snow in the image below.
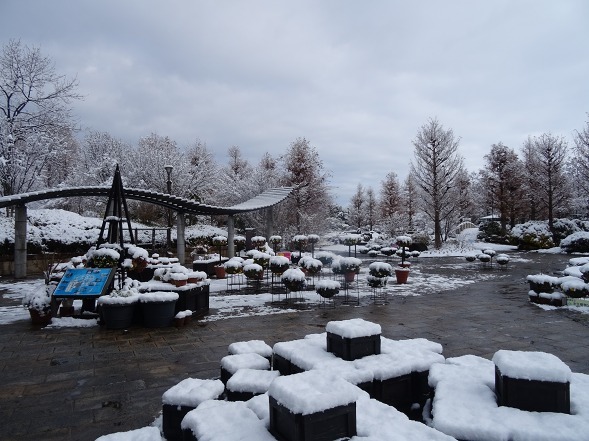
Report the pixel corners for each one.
[220,353,270,374]
[315,279,341,290]
[226,368,280,393]
[162,378,223,409]
[228,340,273,358]
[492,350,572,383]
[47,317,99,328]
[326,318,381,338]
[95,426,162,441]
[181,400,276,441]
[268,370,368,415]
[96,293,140,305]
[428,355,589,441]
[137,291,179,303]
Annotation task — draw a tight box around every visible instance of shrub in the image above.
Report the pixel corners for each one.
[552,218,589,246]
[509,221,554,250]
[410,232,430,251]
[560,231,589,253]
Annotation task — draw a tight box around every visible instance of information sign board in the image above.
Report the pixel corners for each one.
[53,268,116,298]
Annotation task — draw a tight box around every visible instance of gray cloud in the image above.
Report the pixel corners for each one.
[2,0,588,205]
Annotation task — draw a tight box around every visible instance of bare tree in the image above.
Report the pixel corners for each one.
[410,118,464,248]
[571,115,589,211]
[523,133,570,231]
[0,40,80,198]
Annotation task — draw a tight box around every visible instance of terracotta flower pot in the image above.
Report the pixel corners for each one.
[172,279,188,287]
[344,271,356,283]
[395,268,410,284]
[214,265,226,279]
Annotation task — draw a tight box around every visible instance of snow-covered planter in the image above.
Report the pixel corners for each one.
[496,254,510,266]
[169,272,188,287]
[125,244,150,271]
[292,234,308,252]
[326,318,381,361]
[465,254,477,262]
[358,245,369,254]
[186,271,206,283]
[340,257,362,274]
[411,250,421,258]
[331,259,343,275]
[307,234,320,244]
[316,280,340,298]
[342,234,361,247]
[243,263,264,280]
[526,274,559,293]
[97,284,140,329]
[224,258,243,275]
[396,235,412,248]
[233,235,246,252]
[23,285,53,325]
[368,261,393,278]
[367,275,387,288]
[269,235,282,250]
[212,235,227,247]
[579,263,589,283]
[138,291,179,327]
[298,256,322,276]
[281,268,306,291]
[380,247,395,256]
[478,253,491,263]
[561,279,589,298]
[251,236,267,249]
[315,251,336,266]
[253,252,271,269]
[367,249,379,257]
[269,256,290,275]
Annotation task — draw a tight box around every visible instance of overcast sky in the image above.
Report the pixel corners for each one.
[2,0,588,205]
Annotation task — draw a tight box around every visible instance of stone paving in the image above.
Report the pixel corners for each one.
[0,252,588,440]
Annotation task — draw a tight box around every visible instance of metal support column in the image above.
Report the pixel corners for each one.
[14,204,27,278]
[227,215,235,258]
[177,211,186,264]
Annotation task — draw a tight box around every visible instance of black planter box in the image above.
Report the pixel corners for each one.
[269,396,356,441]
[326,332,380,361]
[174,285,210,317]
[495,366,570,414]
[162,403,195,441]
[272,353,305,376]
[371,372,413,411]
[193,259,228,277]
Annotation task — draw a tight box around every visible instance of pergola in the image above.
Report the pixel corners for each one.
[0,167,294,278]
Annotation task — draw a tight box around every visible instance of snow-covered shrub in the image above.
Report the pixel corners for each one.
[552,218,589,246]
[224,258,243,274]
[368,261,393,278]
[315,251,336,266]
[243,263,264,280]
[281,268,306,291]
[298,256,322,275]
[339,257,362,274]
[233,235,246,252]
[316,280,340,298]
[560,231,589,253]
[269,256,290,274]
[477,221,510,244]
[410,232,430,251]
[509,221,554,250]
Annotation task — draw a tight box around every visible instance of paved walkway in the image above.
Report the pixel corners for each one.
[1,252,588,440]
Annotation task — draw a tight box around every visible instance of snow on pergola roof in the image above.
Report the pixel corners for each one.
[0,186,295,216]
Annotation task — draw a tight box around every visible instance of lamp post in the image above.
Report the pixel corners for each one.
[165,165,173,252]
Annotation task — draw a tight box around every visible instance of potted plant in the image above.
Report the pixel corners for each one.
[298,256,323,276]
[88,247,120,268]
[496,254,510,267]
[269,235,282,253]
[395,235,412,284]
[291,235,308,262]
[281,268,306,292]
[368,261,392,288]
[212,235,228,278]
[234,236,246,254]
[169,272,189,287]
[270,255,290,275]
[251,236,267,251]
[339,257,362,283]
[224,258,243,275]
[97,283,140,329]
[253,251,271,269]
[307,234,320,257]
[315,251,335,267]
[23,286,53,326]
[138,291,179,328]
[243,263,264,280]
[316,280,340,298]
[342,234,361,257]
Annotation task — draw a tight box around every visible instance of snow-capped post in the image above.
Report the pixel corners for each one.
[307,234,320,258]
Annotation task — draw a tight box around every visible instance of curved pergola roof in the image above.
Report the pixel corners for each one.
[0,186,295,215]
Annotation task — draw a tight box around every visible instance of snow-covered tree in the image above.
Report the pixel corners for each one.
[571,115,589,214]
[402,173,418,231]
[410,118,464,248]
[522,133,570,231]
[0,40,80,200]
[279,137,331,235]
[481,143,523,232]
[365,187,377,231]
[185,139,218,204]
[348,183,365,228]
